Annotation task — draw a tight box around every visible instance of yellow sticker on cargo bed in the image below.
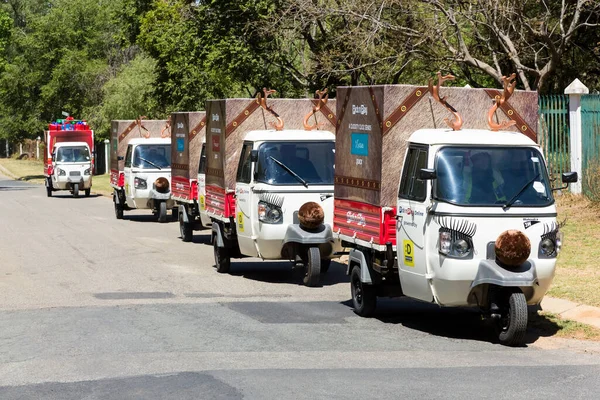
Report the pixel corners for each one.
[237,212,244,232]
[403,240,414,267]
[199,195,205,210]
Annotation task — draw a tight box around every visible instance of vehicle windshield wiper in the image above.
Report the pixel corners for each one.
[269,156,308,188]
[503,173,540,209]
[138,157,162,170]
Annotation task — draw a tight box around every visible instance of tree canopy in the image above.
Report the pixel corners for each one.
[0,0,598,142]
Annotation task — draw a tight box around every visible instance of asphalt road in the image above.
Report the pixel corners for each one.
[1,174,600,399]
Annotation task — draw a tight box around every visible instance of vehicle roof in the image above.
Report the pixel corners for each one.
[243,129,335,142]
[408,129,538,147]
[128,138,171,145]
[53,141,90,148]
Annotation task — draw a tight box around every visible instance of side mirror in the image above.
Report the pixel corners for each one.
[562,171,578,183]
[117,156,124,161]
[250,150,258,163]
[418,168,436,180]
[552,171,578,191]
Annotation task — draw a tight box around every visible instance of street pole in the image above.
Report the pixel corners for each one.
[104,139,110,175]
[36,136,41,159]
[565,78,589,195]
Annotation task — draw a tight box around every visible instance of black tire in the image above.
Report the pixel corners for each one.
[85,188,91,197]
[303,247,321,287]
[114,198,124,220]
[46,179,52,197]
[158,201,167,223]
[351,265,377,317]
[172,207,178,221]
[180,213,193,242]
[497,290,528,346]
[213,235,231,273]
[320,258,332,274]
[73,183,79,198]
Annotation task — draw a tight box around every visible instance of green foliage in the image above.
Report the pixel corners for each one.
[88,53,158,140]
[0,0,598,144]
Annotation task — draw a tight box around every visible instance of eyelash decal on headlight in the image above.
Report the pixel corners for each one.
[258,193,284,208]
[436,217,477,238]
[541,221,560,241]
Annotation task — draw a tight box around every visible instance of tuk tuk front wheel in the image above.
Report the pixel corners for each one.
[46,179,52,197]
[351,265,376,317]
[73,183,79,198]
[158,201,167,223]
[497,290,528,346]
[213,235,231,273]
[303,247,321,287]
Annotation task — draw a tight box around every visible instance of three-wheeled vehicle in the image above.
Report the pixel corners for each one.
[170,111,212,241]
[48,141,93,198]
[335,73,577,345]
[110,119,176,222]
[206,89,341,286]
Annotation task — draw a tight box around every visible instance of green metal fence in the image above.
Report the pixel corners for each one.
[581,95,600,198]
[538,95,570,182]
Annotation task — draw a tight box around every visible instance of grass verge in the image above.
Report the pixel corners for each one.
[0,157,45,184]
[530,311,600,341]
[0,157,113,196]
[552,193,600,307]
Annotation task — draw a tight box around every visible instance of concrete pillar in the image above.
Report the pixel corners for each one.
[19,143,23,156]
[564,78,589,194]
[104,139,110,175]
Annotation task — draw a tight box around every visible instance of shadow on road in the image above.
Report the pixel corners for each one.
[123,214,177,223]
[223,260,350,287]
[49,193,102,199]
[18,174,46,181]
[340,298,561,346]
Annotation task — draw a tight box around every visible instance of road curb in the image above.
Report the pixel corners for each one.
[541,296,600,329]
[0,162,18,180]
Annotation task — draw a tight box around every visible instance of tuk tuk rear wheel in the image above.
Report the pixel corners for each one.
[213,235,231,273]
[85,188,91,197]
[351,265,376,317]
[179,213,193,242]
[497,290,528,346]
[158,201,167,223]
[303,247,321,287]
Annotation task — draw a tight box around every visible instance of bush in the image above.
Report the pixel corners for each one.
[584,158,600,203]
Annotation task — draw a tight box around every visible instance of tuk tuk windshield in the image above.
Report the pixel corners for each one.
[133,144,171,169]
[434,147,554,207]
[55,146,90,163]
[255,141,335,185]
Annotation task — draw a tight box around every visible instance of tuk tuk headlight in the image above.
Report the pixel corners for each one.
[453,239,470,257]
[134,177,147,189]
[540,238,557,257]
[439,230,472,258]
[84,168,91,176]
[258,201,283,224]
[57,168,66,176]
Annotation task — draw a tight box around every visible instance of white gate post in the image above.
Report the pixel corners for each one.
[104,139,110,175]
[565,79,589,194]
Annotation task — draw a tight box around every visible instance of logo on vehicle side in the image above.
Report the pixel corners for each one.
[351,133,368,156]
[352,105,368,115]
[398,206,424,217]
[346,211,366,227]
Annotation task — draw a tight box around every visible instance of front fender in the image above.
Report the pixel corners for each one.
[470,259,537,289]
[282,223,334,246]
